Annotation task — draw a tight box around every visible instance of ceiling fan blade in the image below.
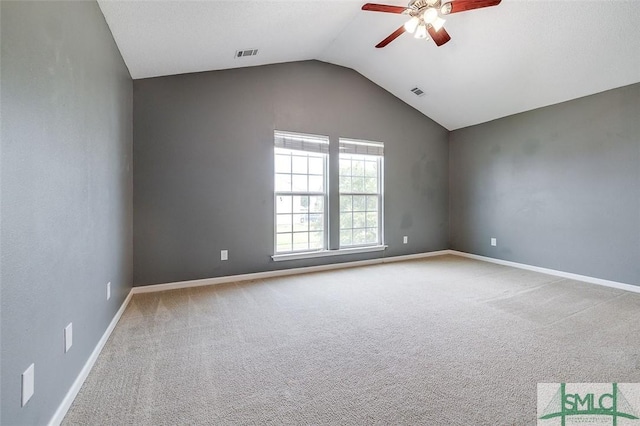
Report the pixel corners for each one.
[428,26,451,46]
[448,0,501,14]
[362,3,407,14]
[375,25,406,48]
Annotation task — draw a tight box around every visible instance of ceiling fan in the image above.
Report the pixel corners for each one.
[362,0,501,48]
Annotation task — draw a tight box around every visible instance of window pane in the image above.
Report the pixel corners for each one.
[292,175,308,192]
[353,212,366,228]
[353,196,366,212]
[340,230,352,246]
[339,176,351,193]
[292,196,308,213]
[352,160,365,177]
[309,157,323,175]
[275,174,291,192]
[276,195,292,214]
[308,175,324,192]
[293,214,308,232]
[364,177,377,193]
[309,231,323,249]
[291,155,307,174]
[339,159,351,176]
[340,195,352,212]
[276,233,292,252]
[309,214,323,231]
[340,212,352,229]
[353,229,366,245]
[366,212,378,228]
[365,161,377,177]
[309,196,323,213]
[366,195,378,211]
[275,154,291,173]
[293,232,309,251]
[276,214,292,233]
[365,228,378,244]
[352,177,365,192]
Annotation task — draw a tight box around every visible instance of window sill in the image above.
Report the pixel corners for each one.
[272,245,387,262]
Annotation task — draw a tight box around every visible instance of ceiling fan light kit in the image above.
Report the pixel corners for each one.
[362,0,501,48]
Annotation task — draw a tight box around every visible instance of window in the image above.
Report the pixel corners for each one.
[274,131,328,254]
[339,139,384,248]
[273,132,385,259]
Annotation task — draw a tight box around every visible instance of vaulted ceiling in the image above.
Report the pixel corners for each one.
[98,0,640,130]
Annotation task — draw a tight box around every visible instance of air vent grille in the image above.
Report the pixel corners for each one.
[410,87,425,97]
[235,49,259,58]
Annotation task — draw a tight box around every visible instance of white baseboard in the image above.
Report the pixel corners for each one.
[449,250,640,294]
[131,249,452,294]
[48,290,133,426]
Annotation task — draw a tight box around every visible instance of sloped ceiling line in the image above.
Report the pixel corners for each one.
[98,0,640,130]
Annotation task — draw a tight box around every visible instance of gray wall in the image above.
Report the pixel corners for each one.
[450,83,640,286]
[1,2,133,424]
[133,61,449,286]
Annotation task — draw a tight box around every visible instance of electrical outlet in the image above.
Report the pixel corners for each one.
[22,363,35,407]
[64,323,73,353]
[221,250,228,261]
[403,236,408,244]
[491,238,497,247]
[107,282,111,300]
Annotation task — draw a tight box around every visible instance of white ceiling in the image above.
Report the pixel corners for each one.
[98,0,640,130]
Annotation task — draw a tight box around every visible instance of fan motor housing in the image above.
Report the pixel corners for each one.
[409,0,442,12]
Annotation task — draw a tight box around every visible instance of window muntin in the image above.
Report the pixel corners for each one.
[274,131,328,254]
[339,139,383,248]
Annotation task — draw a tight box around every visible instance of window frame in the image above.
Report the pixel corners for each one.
[273,133,329,255]
[338,140,384,249]
[272,132,387,261]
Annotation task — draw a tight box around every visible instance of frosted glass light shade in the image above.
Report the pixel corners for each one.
[404,16,420,33]
[423,8,438,24]
[414,24,428,39]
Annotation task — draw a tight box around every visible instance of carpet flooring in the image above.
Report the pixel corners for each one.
[63,255,640,425]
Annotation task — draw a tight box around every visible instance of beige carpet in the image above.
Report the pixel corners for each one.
[63,255,640,425]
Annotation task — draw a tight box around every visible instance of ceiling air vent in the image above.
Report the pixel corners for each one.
[235,49,259,58]
[410,87,425,97]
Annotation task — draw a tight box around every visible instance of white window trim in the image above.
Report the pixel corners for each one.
[273,134,330,255]
[271,245,387,262]
[272,133,386,259]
